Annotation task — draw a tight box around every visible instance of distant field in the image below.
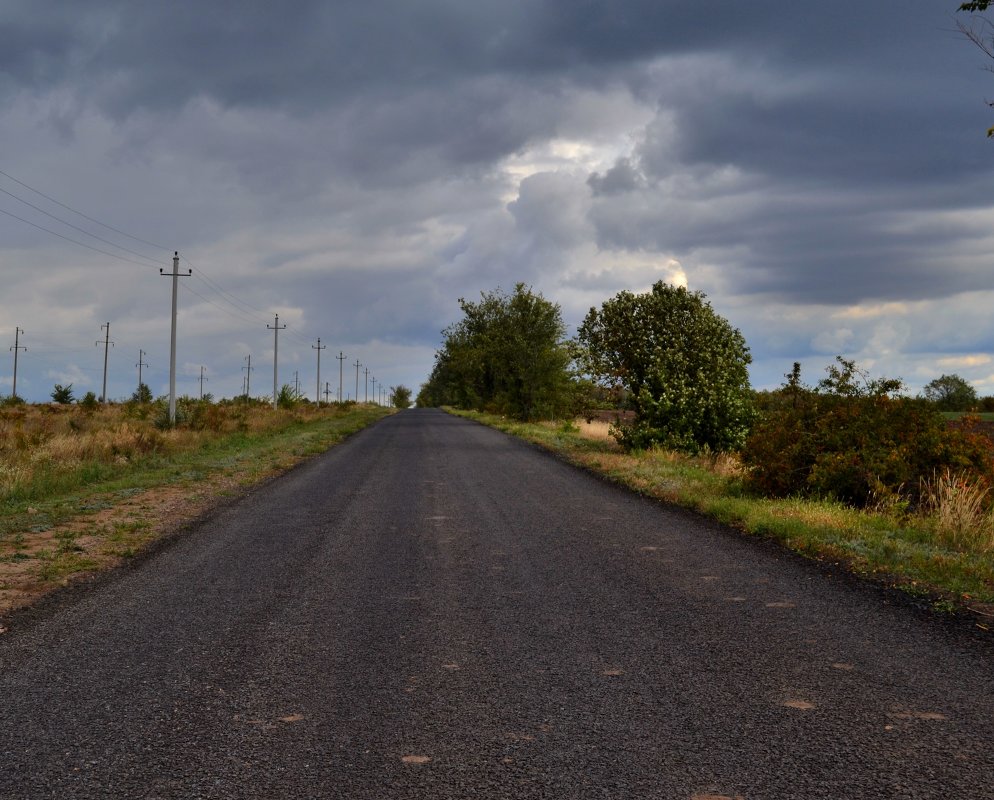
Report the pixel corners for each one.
[941,411,994,421]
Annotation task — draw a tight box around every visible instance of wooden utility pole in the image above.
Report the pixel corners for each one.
[9,327,25,399]
[243,354,253,398]
[96,322,114,403]
[312,338,326,403]
[268,314,286,409]
[136,349,148,393]
[160,252,191,424]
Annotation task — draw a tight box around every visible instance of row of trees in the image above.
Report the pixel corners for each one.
[418,281,756,452]
[420,281,994,509]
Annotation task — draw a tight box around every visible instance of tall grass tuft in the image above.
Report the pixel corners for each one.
[920,470,994,553]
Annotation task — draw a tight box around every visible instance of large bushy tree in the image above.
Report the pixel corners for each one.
[577,282,754,452]
[390,385,413,409]
[418,284,573,420]
[921,373,978,411]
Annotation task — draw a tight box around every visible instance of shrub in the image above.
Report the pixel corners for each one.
[79,392,99,411]
[51,384,75,404]
[742,360,994,508]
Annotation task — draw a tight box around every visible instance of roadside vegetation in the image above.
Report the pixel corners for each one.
[422,280,994,621]
[451,409,994,618]
[0,398,391,612]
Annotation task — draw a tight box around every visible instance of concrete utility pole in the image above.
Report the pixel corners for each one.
[324,381,331,403]
[293,370,299,396]
[268,314,286,410]
[364,366,369,403]
[370,376,376,405]
[312,338,326,403]
[9,327,25,399]
[243,355,253,398]
[336,351,346,403]
[354,359,361,405]
[96,322,114,403]
[199,366,208,400]
[136,350,148,393]
[160,252,191,424]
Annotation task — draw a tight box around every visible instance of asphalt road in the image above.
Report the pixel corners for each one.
[1,408,993,799]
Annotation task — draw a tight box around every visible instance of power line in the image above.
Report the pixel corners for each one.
[0,205,160,268]
[0,184,167,266]
[0,168,169,251]
[179,282,268,329]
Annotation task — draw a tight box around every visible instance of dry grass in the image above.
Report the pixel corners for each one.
[450,408,994,612]
[574,419,615,441]
[0,401,392,614]
[0,401,367,503]
[920,470,994,553]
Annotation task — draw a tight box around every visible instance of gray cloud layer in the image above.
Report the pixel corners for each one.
[2,1,993,401]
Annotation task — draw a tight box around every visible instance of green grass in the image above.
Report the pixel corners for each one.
[941,411,994,421]
[0,405,392,586]
[450,408,994,614]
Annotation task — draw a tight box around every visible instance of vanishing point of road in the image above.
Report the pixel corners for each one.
[1,409,992,799]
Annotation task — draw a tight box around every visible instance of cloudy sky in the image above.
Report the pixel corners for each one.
[2,0,994,403]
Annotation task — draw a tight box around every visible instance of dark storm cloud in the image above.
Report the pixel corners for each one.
[4,0,994,398]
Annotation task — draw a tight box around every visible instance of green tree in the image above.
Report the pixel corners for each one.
[419,284,573,420]
[577,282,754,452]
[277,383,303,409]
[51,383,75,404]
[922,373,978,411]
[130,383,153,404]
[390,385,413,409]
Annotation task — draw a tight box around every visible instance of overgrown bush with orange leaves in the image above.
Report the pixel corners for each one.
[742,359,994,508]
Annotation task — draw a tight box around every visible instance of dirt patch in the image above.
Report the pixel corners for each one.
[0,470,257,616]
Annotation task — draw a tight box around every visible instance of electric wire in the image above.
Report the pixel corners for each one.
[0,168,169,252]
[0,185,167,266]
[0,206,162,268]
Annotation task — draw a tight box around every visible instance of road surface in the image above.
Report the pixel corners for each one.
[1,408,992,798]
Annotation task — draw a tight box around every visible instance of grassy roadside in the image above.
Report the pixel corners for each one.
[0,404,392,615]
[449,408,994,625]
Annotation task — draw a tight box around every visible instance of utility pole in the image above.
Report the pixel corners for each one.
[336,351,346,403]
[267,314,286,410]
[324,381,331,403]
[364,366,369,403]
[243,354,254,399]
[160,252,191,424]
[95,322,114,403]
[312,338,326,403]
[199,366,208,400]
[136,349,148,392]
[370,376,376,405]
[293,370,299,396]
[9,327,25,399]
[354,359,361,405]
